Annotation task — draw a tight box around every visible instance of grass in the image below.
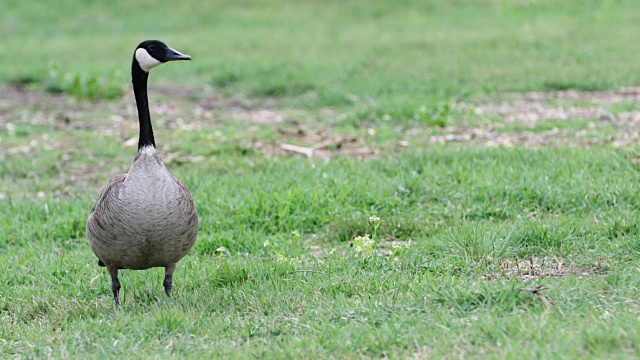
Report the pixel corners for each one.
[2,0,640,358]
[3,144,640,358]
[5,0,640,109]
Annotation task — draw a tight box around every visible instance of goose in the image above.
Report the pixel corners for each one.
[86,40,198,307]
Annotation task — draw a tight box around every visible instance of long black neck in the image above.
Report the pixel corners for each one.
[132,60,155,150]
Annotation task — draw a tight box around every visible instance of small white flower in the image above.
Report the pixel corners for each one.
[353,234,375,254]
[215,246,228,255]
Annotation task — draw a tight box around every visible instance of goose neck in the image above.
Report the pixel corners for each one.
[132,61,155,150]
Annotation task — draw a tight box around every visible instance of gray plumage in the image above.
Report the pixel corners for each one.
[86,149,198,270]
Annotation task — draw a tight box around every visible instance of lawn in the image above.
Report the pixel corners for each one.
[2,0,640,358]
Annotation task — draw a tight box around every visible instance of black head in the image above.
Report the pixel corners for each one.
[134,40,191,72]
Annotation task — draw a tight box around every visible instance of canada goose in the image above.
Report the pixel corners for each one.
[86,40,198,307]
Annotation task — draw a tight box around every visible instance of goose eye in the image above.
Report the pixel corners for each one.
[148,45,156,51]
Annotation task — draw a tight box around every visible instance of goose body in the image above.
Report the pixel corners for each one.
[87,147,198,270]
[86,40,197,307]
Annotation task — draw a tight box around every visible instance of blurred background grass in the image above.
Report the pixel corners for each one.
[4,0,640,108]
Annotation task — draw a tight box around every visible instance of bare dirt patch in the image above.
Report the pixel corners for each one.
[460,88,640,148]
[483,256,609,307]
[254,125,378,160]
[473,88,640,123]
[5,85,640,164]
[485,256,609,281]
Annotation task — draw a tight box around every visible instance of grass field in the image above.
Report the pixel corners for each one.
[2,0,640,358]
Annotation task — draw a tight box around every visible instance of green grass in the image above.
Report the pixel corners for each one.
[5,0,640,109]
[3,144,640,358]
[3,0,640,358]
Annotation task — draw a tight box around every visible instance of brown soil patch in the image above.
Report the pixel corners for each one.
[5,85,640,164]
[473,88,640,123]
[255,125,378,160]
[485,256,609,281]
[428,87,640,148]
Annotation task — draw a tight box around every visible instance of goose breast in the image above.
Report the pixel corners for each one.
[86,152,198,269]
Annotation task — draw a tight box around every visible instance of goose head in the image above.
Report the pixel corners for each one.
[134,40,191,73]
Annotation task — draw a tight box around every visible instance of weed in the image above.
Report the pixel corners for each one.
[414,102,451,127]
[352,215,381,257]
[43,63,123,100]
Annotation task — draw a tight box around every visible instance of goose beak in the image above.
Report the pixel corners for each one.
[165,47,191,61]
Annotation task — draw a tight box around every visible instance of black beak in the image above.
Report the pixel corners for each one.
[165,47,191,61]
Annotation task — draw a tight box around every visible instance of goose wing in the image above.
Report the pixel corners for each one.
[89,174,127,214]
[170,174,199,233]
[86,174,126,265]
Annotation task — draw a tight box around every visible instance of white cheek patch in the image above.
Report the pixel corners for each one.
[135,48,162,72]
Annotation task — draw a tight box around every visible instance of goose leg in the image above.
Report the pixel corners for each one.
[106,264,121,308]
[164,263,177,297]
[112,277,121,307]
